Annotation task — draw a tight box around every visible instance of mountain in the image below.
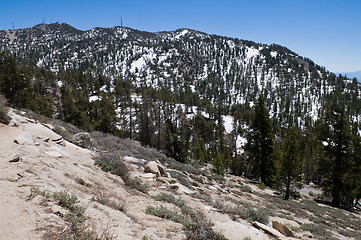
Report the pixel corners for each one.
[0,23,360,128]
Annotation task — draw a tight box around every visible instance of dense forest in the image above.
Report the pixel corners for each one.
[1,50,360,208]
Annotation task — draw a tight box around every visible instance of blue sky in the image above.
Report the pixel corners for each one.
[0,0,360,73]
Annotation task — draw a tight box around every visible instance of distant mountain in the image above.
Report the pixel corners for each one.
[0,23,360,125]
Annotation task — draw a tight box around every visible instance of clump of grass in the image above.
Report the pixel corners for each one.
[240,185,253,193]
[184,222,227,240]
[53,191,85,229]
[0,95,10,124]
[238,208,269,224]
[91,132,166,162]
[164,157,204,176]
[257,182,266,190]
[53,191,79,209]
[93,196,126,212]
[208,174,224,182]
[300,223,329,236]
[95,151,148,193]
[153,193,203,223]
[146,205,191,225]
[149,193,227,240]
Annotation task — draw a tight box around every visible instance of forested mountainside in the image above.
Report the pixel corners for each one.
[0,23,360,125]
[1,23,361,208]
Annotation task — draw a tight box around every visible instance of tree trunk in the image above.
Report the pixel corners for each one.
[285,177,291,200]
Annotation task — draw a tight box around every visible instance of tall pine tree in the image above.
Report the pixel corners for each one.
[245,95,274,186]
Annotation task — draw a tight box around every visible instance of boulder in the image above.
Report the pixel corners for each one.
[145,161,161,176]
[252,221,285,240]
[73,132,92,148]
[272,221,295,237]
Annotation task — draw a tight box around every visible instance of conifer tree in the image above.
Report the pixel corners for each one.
[277,126,303,200]
[245,95,274,186]
[318,93,353,207]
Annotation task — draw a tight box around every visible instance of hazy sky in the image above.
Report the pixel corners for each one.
[1,0,360,73]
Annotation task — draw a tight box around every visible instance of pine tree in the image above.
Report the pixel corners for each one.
[277,126,303,200]
[245,95,274,186]
[0,51,33,108]
[318,93,353,207]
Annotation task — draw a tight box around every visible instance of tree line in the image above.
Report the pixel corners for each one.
[0,51,360,208]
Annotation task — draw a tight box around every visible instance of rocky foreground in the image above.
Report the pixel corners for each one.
[0,109,360,240]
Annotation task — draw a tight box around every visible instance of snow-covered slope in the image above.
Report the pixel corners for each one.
[0,23,360,125]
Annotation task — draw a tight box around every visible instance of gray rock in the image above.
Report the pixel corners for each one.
[302,231,313,238]
[9,118,20,127]
[73,132,92,148]
[123,156,146,164]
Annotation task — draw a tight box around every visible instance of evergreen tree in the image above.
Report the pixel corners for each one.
[318,93,353,207]
[0,51,33,108]
[277,126,303,200]
[245,95,274,186]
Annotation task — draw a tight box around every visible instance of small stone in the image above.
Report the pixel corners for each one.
[45,151,62,158]
[9,155,20,162]
[52,137,66,146]
[41,123,55,130]
[168,184,179,189]
[140,173,156,179]
[51,205,64,217]
[25,118,36,123]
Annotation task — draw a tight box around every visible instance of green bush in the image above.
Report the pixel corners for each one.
[95,151,148,193]
[0,95,10,124]
[238,208,269,224]
[146,205,191,226]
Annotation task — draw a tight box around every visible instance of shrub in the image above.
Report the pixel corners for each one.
[238,208,269,224]
[184,222,227,240]
[53,191,79,210]
[95,151,148,193]
[300,223,328,236]
[0,95,10,124]
[146,205,191,226]
[241,185,253,193]
[94,196,126,212]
